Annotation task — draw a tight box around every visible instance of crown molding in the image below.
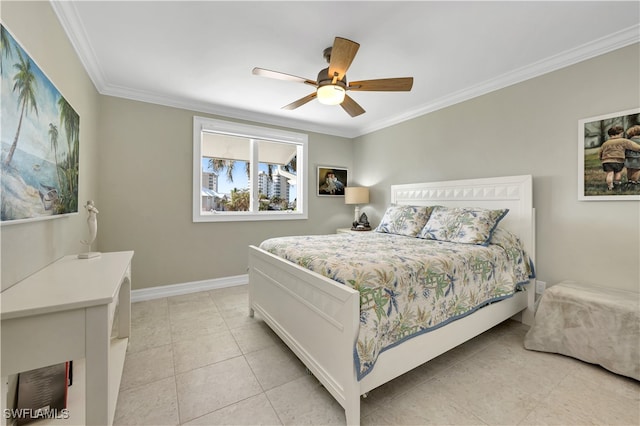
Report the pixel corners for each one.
[50,1,107,92]
[99,81,358,138]
[51,1,639,139]
[357,24,640,137]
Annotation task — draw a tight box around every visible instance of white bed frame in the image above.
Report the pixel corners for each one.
[248,175,534,425]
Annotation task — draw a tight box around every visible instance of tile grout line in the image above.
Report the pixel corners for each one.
[177,289,278,424]
[214,288,286,425]
[165,296,185,425]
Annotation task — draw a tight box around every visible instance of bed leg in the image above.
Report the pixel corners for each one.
[345,400,361,426]
[249,307,254,318]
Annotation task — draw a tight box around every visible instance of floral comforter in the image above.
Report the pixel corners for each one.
[259,229,534,380]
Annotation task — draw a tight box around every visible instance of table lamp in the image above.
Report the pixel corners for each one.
[345,187,370,223]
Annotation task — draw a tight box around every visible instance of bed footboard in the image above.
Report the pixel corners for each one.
[248,245,361,424]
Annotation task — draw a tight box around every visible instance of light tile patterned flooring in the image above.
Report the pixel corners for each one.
[115,285,639,425]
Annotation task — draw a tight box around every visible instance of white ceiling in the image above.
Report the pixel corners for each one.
[51,1,640,138]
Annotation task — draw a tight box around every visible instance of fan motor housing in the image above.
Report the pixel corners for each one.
[317,67,347,89]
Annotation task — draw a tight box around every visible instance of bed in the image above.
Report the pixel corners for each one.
[248,175,535,425]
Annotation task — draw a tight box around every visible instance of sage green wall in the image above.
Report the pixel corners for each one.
[98,97,353,289]
[1,1,101,290]
[353,44,640,293]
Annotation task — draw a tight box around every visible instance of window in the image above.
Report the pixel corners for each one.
[193,116,308,222]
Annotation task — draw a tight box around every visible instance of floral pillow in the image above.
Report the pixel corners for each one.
[375,205,435,237]
[417,206,508,245]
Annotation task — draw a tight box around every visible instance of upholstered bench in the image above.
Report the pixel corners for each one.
[524,280,639,380]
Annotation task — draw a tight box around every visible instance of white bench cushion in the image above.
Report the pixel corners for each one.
[524,281,639,380]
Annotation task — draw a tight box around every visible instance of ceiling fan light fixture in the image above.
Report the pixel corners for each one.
[253,36,412,116]
[316,84,346,105]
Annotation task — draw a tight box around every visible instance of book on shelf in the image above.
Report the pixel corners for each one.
[13,362,71,425]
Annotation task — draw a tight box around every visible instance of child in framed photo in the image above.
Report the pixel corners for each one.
[318,167,347,196]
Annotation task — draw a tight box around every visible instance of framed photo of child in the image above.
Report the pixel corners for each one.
[317,166,348,197]
[578,108,640,201]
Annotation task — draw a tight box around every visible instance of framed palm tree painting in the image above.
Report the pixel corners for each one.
[1,24,80,224]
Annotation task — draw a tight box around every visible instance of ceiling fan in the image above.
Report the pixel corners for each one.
[252,37,414,117]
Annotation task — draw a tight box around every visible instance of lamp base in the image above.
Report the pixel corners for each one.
[78,252,101,259]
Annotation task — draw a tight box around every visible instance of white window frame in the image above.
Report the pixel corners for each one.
[193,116,308,222]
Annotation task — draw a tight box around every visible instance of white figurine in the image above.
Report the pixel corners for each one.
[78,200,101,259]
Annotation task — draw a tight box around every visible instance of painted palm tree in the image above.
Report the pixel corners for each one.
[0,25,13,74]
[48,123,64,193]
[58,97,79,161]
[58,97,79,197]
[4,49,38,166]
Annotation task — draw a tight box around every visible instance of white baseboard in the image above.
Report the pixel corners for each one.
[131,274,248,303]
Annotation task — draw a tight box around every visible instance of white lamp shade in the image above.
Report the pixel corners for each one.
[345,187,370,205]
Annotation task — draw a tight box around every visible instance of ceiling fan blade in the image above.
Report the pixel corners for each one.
[340,95,365,117]
[252,67,317,86]
[348,77,414,92]
[328,37,360,81]
[282,92,317,110]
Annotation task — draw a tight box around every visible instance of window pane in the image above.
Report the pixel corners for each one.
[257,161,296,211]
[201,133,251,212]
[201,158,251,212]
[256,139,297,211]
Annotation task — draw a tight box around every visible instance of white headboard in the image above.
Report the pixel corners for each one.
[390,175,534,261]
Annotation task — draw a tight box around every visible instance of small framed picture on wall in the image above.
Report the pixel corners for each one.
[317,166,348,196]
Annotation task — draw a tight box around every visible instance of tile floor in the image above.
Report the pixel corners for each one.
[114,285,639,425]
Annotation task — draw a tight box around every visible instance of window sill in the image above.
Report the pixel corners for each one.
[193,211,308,222]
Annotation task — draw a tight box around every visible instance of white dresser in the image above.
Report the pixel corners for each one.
[1,251,134,425]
